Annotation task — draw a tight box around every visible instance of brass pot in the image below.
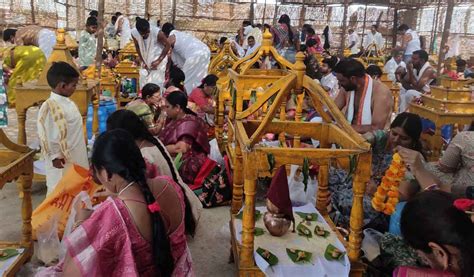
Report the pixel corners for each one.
[263,212,291,237]
[266,199,280,214]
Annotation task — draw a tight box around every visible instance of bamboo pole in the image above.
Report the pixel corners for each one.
[171,0,177,25]
[250,0,255,23]
[145,0,150,18]
[339,0,349,55]
[30,0,36,24]
[299,0,306,28]
[437,0,454,74]
[360,4,368,49]
[273,2,279,26]
[95,0,105,72]
[392,6,398,49]
[430,0,441,54]
[262,0,266,24]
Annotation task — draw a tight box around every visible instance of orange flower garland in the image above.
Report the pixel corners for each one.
[371,153,406,215]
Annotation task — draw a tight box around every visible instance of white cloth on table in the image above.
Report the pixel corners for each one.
[170,30,211,94]
[37,92,89,195]
[234,203,350,277]
[115,15,132,49]
[131,26,168,89]
[384,58,406,82]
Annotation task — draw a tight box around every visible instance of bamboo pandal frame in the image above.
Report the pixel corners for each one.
[228,50,371,276]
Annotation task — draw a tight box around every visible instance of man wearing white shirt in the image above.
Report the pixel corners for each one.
[384,51,406,82]
[364,25,384,52]
[347,29,360,55]
[244,36,260,57]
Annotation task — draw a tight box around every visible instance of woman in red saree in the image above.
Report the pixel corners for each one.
[159,91,231,207]
[37,130,193,276]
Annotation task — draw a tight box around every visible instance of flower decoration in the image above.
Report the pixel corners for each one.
[372,153,406,215]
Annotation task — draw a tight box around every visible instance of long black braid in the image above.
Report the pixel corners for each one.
[91,129,174,276]
[107,109,197,236]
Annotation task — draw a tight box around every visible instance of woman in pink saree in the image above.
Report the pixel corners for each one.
[37,129,193,276]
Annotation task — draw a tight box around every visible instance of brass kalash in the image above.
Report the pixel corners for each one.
[114,41,139,108]
[410,73,474,160]
[15,29,97,145]
[225,30,371,276]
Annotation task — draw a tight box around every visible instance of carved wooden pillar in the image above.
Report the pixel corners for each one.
[348,152,371,262]
[20,168,33,247]
[17,109,27,145]
[239,151,257,267]
[231,143,244,214]
[316,164,329,215]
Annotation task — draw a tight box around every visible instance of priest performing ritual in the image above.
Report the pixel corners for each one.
[132,18,170,89]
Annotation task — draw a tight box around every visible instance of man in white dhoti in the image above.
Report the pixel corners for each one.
[37,62,89,195]
[384,50,406,82]
[334,59,393,133]
[364,25,384,53]
[398,50,436,113]
[131,18,170,89]
[162,23,211,94]
[115,12,132,49]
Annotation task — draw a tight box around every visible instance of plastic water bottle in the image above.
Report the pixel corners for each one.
[98,102,107,134]
[86,103,93,139]
[389,202,407,236]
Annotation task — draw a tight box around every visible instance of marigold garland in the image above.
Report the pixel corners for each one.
[371,153,406,215]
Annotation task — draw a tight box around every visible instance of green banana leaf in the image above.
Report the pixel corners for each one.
[286,248,313,264]
[174,152,183,170]
[0,249,19,261]
[296,222,312,239]
[324,244,345,261]
[235,209,262,221]
[295,212,318,222]
[257,247,279,266]
[314,225,330,238]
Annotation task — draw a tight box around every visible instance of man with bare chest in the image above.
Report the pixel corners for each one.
[397,50,437,112]
[334,59,393,134]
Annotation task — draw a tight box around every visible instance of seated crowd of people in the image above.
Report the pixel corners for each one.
[2,11,473,277]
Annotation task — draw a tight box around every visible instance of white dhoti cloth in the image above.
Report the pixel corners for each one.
[38,29,56,59]
[131,26,167,89]
[170,30,211,94]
